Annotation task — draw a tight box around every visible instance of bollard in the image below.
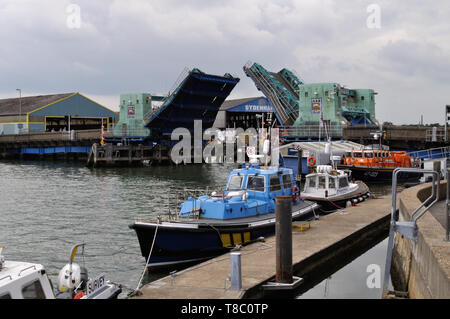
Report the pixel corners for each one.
[230,252,242,290]
[275,196,293,284]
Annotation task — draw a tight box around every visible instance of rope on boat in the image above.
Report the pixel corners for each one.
[325,197,344,210]
[129,223,159,297]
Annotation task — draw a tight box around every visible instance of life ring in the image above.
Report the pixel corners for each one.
[308,157,316,166]
[74,291,85,299]
[292,185,299,202]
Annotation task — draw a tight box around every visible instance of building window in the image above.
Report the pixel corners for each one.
[361,96,365,101]
[325,91,329,97]
[305,92,308,97]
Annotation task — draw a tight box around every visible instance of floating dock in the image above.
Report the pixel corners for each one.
[132,195,392,299]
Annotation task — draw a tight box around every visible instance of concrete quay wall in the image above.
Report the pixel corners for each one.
[392,181,450,298]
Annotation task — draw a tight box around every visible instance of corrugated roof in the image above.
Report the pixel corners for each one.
[0,93,75,116]
[219,97,264,111]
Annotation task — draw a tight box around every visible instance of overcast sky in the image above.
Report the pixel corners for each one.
[0,0,449,124]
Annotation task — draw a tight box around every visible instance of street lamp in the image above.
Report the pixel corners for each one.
[16,89,22,133]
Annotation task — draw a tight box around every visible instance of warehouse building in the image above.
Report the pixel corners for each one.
[0,92,118,135]
[213,96,279,130]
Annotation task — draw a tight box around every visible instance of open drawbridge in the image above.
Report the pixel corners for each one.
[145,68,240,139]
[243,61,303,126]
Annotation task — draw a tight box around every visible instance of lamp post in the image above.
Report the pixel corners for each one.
[16,89,22,134]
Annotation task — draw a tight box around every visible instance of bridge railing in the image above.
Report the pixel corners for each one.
[278,124,343,139]
[0,129,101,144]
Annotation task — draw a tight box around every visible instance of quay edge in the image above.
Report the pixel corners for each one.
[391,181,450,298]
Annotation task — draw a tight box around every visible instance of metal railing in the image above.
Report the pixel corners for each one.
[381,168,441,299]
[244,61,298,125]
[139,180,297,221]
[278,124,343,138]
[0,129,102,144]
[143,67,190,123]
[425,127,448,142]
[446,159,450,241]
[407,146,450,160]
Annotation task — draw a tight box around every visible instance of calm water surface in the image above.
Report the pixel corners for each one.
[0,160,394,298]
[0,160,233,296]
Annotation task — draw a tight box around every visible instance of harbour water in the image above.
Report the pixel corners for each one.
[0,160,394,298]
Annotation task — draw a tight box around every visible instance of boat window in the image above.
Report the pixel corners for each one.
[365,152,374,158]
[353,152,362,158]
[22,280,46,299]
[247,175,265,192]
[227,175,243,191]
[0,293,12,299]
[328,177,336,189]
[345,152,352,158]
[307,176,316,188]
[282,174,292,189]
[318,176,326,189]
[339,177,349,188]
[269,176,282,192]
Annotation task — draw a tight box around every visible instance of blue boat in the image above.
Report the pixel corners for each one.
[129,164,319,269]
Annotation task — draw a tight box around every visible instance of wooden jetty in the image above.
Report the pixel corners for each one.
[132,195,393,299]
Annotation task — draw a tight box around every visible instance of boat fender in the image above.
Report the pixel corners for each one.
[359,197,363,202]
[352,198,358,204]
[308,157,316,166]
[292,185,299,202]
[346,201,352,208]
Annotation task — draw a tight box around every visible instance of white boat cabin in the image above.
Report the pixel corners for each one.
[303,166,354,197]
[0,260,55,299]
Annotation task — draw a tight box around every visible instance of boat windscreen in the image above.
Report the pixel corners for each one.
[318,176,326,189]
[282,174,292,189]
[227,175,243,190]
[329,177,336,189]
[307,176,316,188]
[269,176,282,192]
[247,175,265,192]
[339,177,349,188]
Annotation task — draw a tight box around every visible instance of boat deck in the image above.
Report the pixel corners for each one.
[137,200,317,227]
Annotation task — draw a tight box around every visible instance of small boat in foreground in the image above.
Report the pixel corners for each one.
[300,165,370,213]
[0,244,122,299]
[129,164,319,270]
[337,149,422,182]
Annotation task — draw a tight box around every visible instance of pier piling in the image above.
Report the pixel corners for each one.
[275,196,293,284]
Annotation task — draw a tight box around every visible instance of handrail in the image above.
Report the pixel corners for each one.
[0,275,13,282]
[18,265,37,277]
[381,168,440,299]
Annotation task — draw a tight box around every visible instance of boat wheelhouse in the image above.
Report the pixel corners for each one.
[301,165,370,212]
[129,164,319,269]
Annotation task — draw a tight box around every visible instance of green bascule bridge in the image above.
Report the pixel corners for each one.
[243,62,378,138]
